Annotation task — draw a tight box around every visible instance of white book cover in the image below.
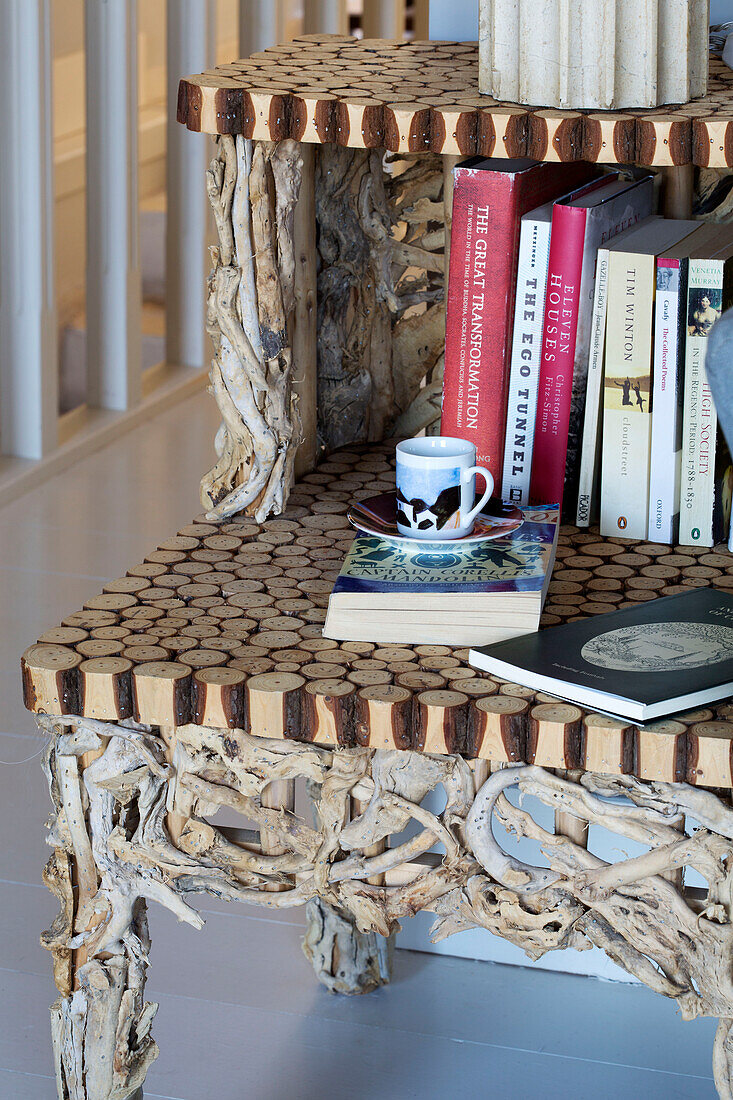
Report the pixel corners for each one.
[501,211,552,503]
[575,246,610,525]
[679,258,722,546]
[648,257,686,543]
[577,216,696,528]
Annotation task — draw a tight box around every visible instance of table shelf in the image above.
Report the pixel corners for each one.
[21,439,733,789]
[178,35,733,168]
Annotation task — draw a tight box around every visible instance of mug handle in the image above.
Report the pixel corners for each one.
[460,466,494,528]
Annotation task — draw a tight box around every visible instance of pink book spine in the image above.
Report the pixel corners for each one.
[529,204,588,508]
[440,168,521,489]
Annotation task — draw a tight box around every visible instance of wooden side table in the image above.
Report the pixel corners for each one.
[22,36,733,1100]
[23,447,733,1100]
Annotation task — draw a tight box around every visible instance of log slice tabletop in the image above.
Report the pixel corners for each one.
[178,35,733,167]
[21,439,733,787]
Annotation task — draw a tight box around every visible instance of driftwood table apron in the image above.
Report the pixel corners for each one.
[21,36,733,1100]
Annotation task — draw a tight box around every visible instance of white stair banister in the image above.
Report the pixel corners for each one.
[361,0,407,38]
[412,0,430,38]
[85,0,142,410]
[0,0,58,459]
[239,0,286,56]
[303,0,348,35]
[166,0,215,371]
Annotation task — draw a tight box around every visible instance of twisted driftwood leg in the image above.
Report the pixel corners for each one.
[204,140,447,512]
[715,1019,733,1100]
[303,787,393,994]
[40,711,733,1096]
[315,146,446,451]
[42,727,160,1100]
[201,135,304,522]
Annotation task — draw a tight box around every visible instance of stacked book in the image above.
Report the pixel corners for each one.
[324,505,559,646]
[441,157,733,548]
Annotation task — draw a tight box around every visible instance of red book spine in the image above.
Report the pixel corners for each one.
[529,205,588,509]
[441,169,520,489]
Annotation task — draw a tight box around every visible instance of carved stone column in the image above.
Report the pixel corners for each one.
[479,0,709,109]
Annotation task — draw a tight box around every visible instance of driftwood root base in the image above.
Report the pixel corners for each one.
[303,898,393,994]
[202,135,303,522]
[315,148,446,453]
[40,714,733,1099]
[204,137,448,517]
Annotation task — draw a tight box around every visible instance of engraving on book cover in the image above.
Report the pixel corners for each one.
[581,622,733,672]
[339,533,550,593]
[688,287,722,337]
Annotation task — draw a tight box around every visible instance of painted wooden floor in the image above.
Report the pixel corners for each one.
[0,390,719,1098]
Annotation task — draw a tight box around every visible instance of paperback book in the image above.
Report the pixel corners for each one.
[600,218,701,541]
[648,224,721,543]
[469,588,733,722]
[323,506,559,646]
[501,207,553,504]
[576,216,695,528]
[575,234,611,526]
[679,232,733,547]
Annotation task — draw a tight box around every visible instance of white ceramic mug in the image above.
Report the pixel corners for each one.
[395,437,494,540]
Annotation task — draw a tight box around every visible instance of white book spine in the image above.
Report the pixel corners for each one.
[575,248,609,526]
[648,259,683,543]
[679,259,721,547]
[501,216,551,503]
[600,252,656,541]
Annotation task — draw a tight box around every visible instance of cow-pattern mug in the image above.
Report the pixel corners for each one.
[395,437,494,540]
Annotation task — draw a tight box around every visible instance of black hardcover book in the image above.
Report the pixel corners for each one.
[469,588,733,721]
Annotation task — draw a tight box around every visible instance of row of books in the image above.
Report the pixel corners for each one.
[598,218,733,546]
[439,156,733,547]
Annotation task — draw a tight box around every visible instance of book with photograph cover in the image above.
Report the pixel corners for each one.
[575,237,612,526]
[679,231,733,547]
[469,588,733,722]
[647,225,721,543]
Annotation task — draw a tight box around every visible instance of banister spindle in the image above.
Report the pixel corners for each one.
[239,0,287,56]
[0,0,58,459]
[361,0,407,38]
[85,0,142,410]
[412,0,430,38]
[166,0,215,371]
[303,0,348,35]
